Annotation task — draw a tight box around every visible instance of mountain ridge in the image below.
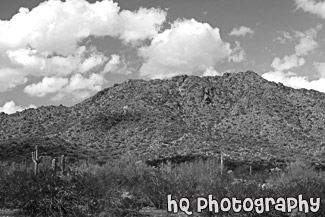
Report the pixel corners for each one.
[1,71,325,168]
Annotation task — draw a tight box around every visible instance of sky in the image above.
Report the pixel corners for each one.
[1,0,325,114]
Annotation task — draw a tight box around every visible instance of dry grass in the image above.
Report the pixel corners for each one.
[0,157,324,216]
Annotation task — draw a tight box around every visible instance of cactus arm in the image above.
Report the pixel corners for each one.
[61,155,66,176]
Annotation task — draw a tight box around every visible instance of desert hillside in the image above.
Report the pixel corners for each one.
[1,71,325,168]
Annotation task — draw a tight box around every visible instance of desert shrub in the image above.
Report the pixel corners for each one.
[70,155,160,215]
[0,168,91,217]
[267,160,325,216]
[1,157,325,216]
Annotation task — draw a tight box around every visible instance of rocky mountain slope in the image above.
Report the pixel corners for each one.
[1,71,325,168]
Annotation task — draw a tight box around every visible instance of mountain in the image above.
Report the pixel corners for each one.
[1,71,325,169]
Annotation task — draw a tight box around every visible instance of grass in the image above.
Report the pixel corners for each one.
[0,156,324,216]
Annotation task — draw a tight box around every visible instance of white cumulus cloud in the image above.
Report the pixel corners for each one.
[0,0,166,55]
[24,77,69,97]
[51,73,106,101]
[271,55,305,71]
[295,0,325,19]
[202,66,222,77]
[1,45,113,101]
[0,0,167,98]
[24,73,105,102]
[139,19,232,79]
[78,53,108,73]
[0,100,36,114]
[7,46,84,77]
[229,26,254,37]
[262,71,325,93]
[117,7,167,43]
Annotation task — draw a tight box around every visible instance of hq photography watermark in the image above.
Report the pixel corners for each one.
[167,194,321,215]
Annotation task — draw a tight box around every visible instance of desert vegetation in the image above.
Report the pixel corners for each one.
[0,152,324,217]
[1,72,325,216]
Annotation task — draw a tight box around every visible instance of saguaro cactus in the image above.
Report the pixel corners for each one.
[220,152,224,175]
[31,146,42,175]
[60,155,66,176]
[25,156,28,170]
[52,158,57,174]
[249,165,252,176]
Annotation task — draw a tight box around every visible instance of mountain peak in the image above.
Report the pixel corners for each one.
[222,70,264,82]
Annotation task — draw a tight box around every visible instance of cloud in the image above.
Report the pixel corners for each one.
[274,31,293,44]
[102,54,121,73]
[24,73,105,102]
[51,73,105,101]
[6,46,108,77]
[117,7,167,43]
[270,26,320,74]
[314,62,325,78]
[271,55,305,71]
[0,0,167,100]
[262,71,325,93]
[0,68,28,92]
[24,77,69,97]
[0,100,36,114]
[228,41,246,63]
[202,66,222,77]
[0,0,166,55]
[273,26,320,58]
[294,25,320,56]
[0,46,108,94]
[139,19,232,79]
[229,26,254,37]
[64,73,104,93]
[265,25,324,94]
[6,46,92,77]
[295,0,325,19]
[78,53,108,73]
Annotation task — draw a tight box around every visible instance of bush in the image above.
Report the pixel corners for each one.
[0,168,90,216]
[0,157,325,216]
